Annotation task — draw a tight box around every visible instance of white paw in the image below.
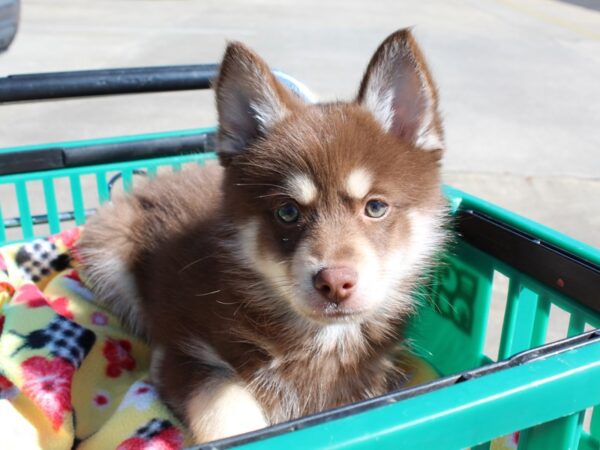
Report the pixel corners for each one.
[187,382,268,443]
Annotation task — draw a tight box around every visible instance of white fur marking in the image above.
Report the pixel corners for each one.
[250,98,286,133]
[80,251,144,335]
[238,219,294,302]
[149,346,165,387]
[180,339,233,372]
[187,382,268,443]
[363,85,395,132]
[405,209,445,269]
[315,323,362,352]
[287,174,317,205]
[346,168,372,199]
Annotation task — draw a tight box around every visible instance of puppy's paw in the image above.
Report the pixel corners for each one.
[187,381,268,443]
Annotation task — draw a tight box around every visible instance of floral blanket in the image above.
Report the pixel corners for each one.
[0,228,189,449]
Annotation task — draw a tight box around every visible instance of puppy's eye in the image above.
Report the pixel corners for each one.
[276,203,300,223]
[365,200,389,218]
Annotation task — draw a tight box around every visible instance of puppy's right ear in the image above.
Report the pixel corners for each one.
[215,42,300,165]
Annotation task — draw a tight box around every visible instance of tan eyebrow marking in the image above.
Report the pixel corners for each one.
[287,174,318,205]
[345,168,372,199]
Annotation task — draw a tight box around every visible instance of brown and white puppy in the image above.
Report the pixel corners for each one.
[78,29,448,444]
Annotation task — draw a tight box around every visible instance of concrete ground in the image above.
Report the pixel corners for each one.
[0,0,599,354]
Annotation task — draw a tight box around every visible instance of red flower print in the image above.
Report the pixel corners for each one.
[0,315,4,335]
[0,374,13,390]
[12,285,73,319]
[13,283,48,308]
[49,297,74,320]
[117,426,183,450]
[49,227,81,250]
[103,338,136,378]
[21,356,74,430]
[0,374,18,400]
[63,269,95,302]
[511,432,520,445]
[0,281,15,298]
[93,390,111,409]
[155,427,184,449]
[64,269,82,284]
[116,437,145,450]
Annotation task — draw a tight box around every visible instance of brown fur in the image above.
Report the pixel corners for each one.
[78,29,448,443]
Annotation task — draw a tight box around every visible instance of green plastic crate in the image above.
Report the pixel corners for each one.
[1,128,599,450]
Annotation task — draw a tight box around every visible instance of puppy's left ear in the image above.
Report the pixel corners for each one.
[357,29,444,153]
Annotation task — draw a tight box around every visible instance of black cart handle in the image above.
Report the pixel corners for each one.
[0,64,219,103]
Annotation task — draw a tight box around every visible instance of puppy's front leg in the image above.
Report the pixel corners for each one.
[186,378,268,443]
[153,344,268,444]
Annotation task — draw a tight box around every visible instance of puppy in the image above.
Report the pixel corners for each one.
[78,28,448,444]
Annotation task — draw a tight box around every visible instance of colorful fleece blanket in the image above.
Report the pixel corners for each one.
[0,228,189,449]
[0,228,518,450]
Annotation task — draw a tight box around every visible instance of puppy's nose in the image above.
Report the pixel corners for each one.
[313,267,358,303]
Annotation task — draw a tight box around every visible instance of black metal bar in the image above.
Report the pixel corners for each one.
[456,209,600,315]
[0,132,217,176]
[0,64,219,103]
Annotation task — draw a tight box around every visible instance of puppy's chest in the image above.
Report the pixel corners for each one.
[245,349,391,423]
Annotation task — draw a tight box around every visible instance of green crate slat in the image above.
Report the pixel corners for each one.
[568,314,586,337]
[579,435,600,450]
[591,408,600,441]
[146,165,158,178]
[498,279,539,359]
[121,168,134,193]
[95,171,110,205]
[510,284,539,355]
[576,411,586,449]
[42,177,61,234]
[518,412,583,450]
[498,281,522,360]
[15,180,33,240]
[530,295,551,347]
[0,206,5,243]
[69,174,86,225]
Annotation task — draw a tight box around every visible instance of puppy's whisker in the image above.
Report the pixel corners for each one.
[195,289,222,297]
[255,192,287,199]
[179,254,217,273]
[216,300,237,305]
[234,183,286,189]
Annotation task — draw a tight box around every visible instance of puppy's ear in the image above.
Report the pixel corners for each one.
[215,42,301,165]
[357,29,444,153]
